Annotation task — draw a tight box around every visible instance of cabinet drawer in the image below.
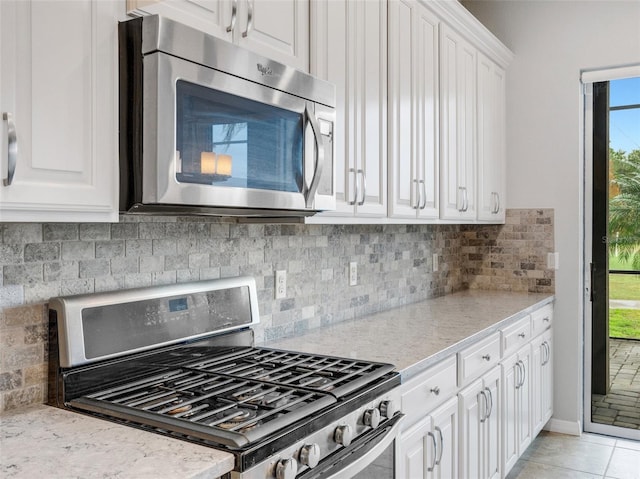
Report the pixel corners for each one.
[457,332,501,386]
[531,303,553,337]
[402,355,457,427]
[501,316,532,357]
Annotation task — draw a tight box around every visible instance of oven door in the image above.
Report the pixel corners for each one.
[298,413,404,479]
[141,52,334,214]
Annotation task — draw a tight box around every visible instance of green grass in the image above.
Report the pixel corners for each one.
[609,309,640,339]
[609,274,640,300]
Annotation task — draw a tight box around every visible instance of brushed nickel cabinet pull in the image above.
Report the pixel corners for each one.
[3,112,17,187]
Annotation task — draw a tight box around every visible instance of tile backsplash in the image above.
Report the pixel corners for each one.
[0,208,553,412]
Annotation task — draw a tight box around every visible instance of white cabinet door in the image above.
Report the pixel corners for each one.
[388,0,438,220]
[429,396,458,479]
[126,0,233,40]
[398,396,458,479]
[127,0,309,71]
[502,344,532,476]
[439,23,476,221]
[0,0,119,222]
[477,52,506,222]
[459,365,501,479]
[236,0,308,72]
[399,418,431,479]
[531,330,553,436]
[309,0,386,220]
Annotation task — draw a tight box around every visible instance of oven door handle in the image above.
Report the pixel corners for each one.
[298,413,405,479]
[304,102,325,209]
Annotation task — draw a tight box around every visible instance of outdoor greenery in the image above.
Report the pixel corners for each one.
[608,273,640,300]
[609,148,640,269]
[608,148,640,339]
[609,308,640,339]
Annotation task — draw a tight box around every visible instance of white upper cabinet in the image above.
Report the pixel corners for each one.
[0,0,119,222]
[477,52,506,222]
[439,23,477,221]
[308,0,387,221]
[388,0,439,220]
[127,0,309,71]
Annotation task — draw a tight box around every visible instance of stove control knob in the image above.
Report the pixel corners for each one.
[299,443,321,468]
[363,407,381,428]
[275,457,297,479]
[380,400,397,418]
[334,424,353,447]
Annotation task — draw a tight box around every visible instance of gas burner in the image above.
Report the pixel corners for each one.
[215,407,259,429]
[298,376,334,390]
[167,402,193,415]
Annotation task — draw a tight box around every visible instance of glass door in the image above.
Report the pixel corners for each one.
[585,74,640,440]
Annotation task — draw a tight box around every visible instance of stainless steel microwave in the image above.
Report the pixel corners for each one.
[119,15,335,217]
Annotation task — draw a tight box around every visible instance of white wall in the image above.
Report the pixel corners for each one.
[462,0,640,430]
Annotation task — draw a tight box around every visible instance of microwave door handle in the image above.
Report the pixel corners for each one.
[304,103,325,208]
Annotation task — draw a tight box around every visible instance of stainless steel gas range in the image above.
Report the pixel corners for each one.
[47,277,403,479]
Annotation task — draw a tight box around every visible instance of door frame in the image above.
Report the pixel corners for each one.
[582,65,640,441]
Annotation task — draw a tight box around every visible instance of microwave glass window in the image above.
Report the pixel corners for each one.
[175,80,304,193]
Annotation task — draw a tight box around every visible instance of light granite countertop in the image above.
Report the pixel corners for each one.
[0,405,235,478]
[1,289,552,478]
[263,289,554,382]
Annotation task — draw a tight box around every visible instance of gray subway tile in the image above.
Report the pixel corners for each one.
[3,224,42,244]
[24,243,60,262]
[80,224,111,240]
[61,241,95,260]
[43,223,78,241]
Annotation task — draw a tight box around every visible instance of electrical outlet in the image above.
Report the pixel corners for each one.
[547,252,560,270]
[275,270,287,299]
[349,262,357,286]
[433,253,439,272]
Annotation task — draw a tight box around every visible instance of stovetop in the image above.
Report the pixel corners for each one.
[47,277,402,475]
[65,344,395,449]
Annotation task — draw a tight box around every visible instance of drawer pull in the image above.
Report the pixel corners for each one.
[543,317,550,322]
[482,354,491,361]
[518,333,526,339]
[430,386,440,396]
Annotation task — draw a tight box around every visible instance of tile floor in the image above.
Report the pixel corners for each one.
[507,430,640,479]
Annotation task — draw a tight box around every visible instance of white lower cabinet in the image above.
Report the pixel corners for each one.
[399,395,458,479]
[396,303,553,479]
[531,329,553,436]
[458,365,501,479]
[502,343,532,476]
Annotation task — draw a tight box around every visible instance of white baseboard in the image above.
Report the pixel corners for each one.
[545,418,582,436]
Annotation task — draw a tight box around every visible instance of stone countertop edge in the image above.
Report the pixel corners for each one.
[262,290,555,383]
[0,404,235,479]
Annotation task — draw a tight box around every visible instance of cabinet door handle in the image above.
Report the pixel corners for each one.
[413,179,420,209]
[427,431,437,472]
[419,179,427,210]
[242,0,254,38]
[3,112,17,187]
[515,361,521,390]
[482,354,491,362]
[518,332,526,339]
[485,386,493,419]
[357,169,366,206]
[226,0,237,32]
[518,359,526,388]
[479,390,488,423]
[495,192,500,214]
[435,426,444,466]
[543,316,550,323]
[458,186,464,212]
[348,168,359,206]
[543,341,550,365]
[463,187,469,212]
[430,386,440,396]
